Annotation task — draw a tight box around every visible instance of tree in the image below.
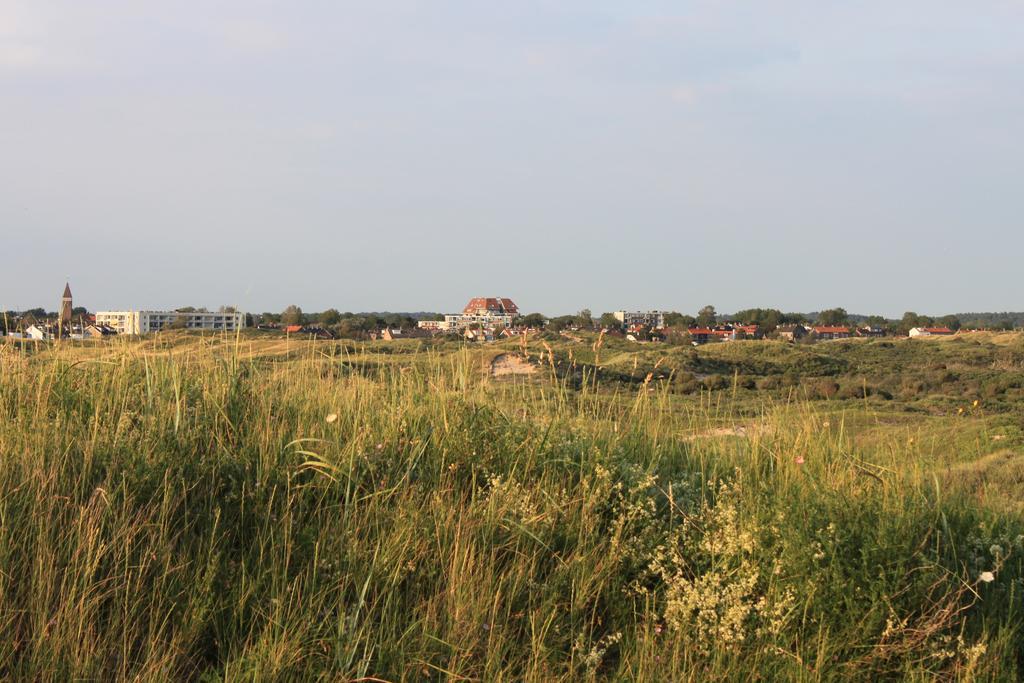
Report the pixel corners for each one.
[898,311,932,335]
[937,315,961,331]
[576,309,593,328]
[817,308,849,326]
[335,319,365,339]
[281,305,304,326]
[696,305,717,327]
[168,314,189,329]
[546,316,576,332]
[663,311,695,328]
[599,312,621,329]
[319,308,342,326]
[732,308,786,332]
[517,313,547,328]
[218,305,238,313]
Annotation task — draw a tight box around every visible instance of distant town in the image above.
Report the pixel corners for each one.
[3,283,1022,345]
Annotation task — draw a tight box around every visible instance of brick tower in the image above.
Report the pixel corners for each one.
[60,282,73,335]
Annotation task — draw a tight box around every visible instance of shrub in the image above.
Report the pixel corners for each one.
[812,379,840,399]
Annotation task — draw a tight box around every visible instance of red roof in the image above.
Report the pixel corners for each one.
[462,297,519,316]
[812,326,850,334]
[688,327,736,336]
[284,325,303,333]
[923,327,954,334]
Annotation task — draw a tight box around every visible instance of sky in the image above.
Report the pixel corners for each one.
[1,1,1022,317]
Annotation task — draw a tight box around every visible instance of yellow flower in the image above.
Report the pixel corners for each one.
[325,413,338,423]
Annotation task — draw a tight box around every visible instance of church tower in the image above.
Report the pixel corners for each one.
[60,282,73,335]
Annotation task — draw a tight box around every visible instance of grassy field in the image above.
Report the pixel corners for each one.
[1,332,1022,680]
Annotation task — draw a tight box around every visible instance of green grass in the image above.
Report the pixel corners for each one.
[0,335,1021,680]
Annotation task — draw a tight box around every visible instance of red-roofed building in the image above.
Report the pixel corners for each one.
[687,324,758,344]
[417,297,519,335]
[909,327,955,337]
[811,326,851,340]
[463,297,519,317]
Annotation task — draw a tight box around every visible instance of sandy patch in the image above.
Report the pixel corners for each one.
[491,353,537,377]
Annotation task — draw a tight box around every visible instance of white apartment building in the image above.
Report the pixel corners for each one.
[95,310,246,335]
[613,310,666,330]
[417,313,514,332]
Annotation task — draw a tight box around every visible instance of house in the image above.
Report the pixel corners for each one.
[909,327,955,337]
[463,328,496,343]
[84,324,118,338]
[687,327,714,344]
[857,326,886,338]
[378,328,431,341]
[686,324,756,344]
[298,326,336,339]
[811,326,851,340]
[776,324,808,342]
[732,324,760,339]
[614,310,666,330]
[26,324,49,340]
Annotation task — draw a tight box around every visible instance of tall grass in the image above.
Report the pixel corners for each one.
[0,337,1020,680]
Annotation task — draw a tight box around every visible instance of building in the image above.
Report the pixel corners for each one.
[417,297,518,332]
[613,311,665,330]
[463,297,519,318]
[687,327,714,344]
[84,324,117,338]
[733,324,760,339]
[59,283,73,335]
[26,324,49,340]
[95,310,246,335]
[811,326,851,340]
[909,327,955,337]
[776,324,808,342]
[857,326,887,337]
[416,319,448,332]
[686,324,756,344]
[464,328,496,343]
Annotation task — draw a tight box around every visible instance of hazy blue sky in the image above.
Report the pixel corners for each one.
[2,1,1022,316]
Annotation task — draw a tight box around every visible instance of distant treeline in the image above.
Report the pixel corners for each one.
[5,304,1023,337]
[954,312,1024,329]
